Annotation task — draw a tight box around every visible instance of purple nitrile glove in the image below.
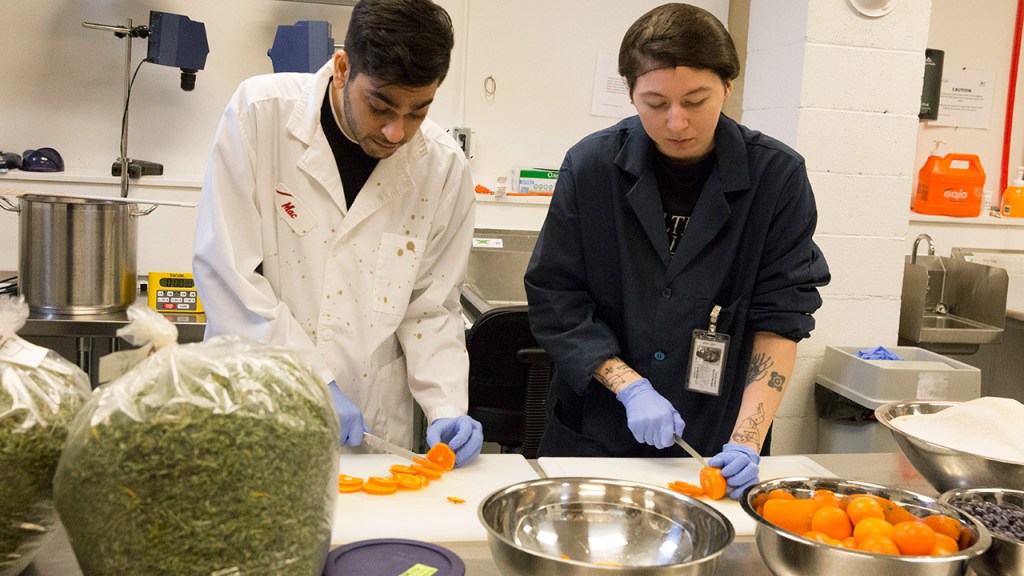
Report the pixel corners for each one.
[708,443,761,500]
[328,381,369,447]
[615,378,685,449]
[427,415,484,467]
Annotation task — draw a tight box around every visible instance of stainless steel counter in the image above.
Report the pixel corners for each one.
[20,452,950,576]
[19,302,206,342]
[5,272,206,387]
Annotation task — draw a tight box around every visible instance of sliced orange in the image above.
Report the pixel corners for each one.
[413,456,445,473]
[362,477,398,495]
[699,467,727,501]
[394,473,426,490]
[338,474,364,493]
[411,463,443,481]
[668,481,704,497]
[427,442,456,471]
[366,475,398,488]
[389,464,419,476]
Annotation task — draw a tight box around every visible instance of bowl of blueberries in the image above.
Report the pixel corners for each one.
[940,488,1024,576]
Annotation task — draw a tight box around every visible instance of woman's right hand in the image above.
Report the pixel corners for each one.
[615,378,685,449]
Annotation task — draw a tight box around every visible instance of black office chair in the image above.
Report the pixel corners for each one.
[466,305,553,459]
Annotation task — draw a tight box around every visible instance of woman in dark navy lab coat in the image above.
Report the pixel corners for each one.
[525,3,830,499]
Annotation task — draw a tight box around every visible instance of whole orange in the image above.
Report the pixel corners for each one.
[847,496,885,525]
[892,521,937,556]
[811,506,853,540]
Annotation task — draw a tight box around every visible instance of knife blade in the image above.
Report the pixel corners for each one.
[362,432,420,463]
[674,436,709,468]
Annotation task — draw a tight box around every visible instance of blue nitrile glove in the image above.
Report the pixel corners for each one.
[856,346,904,360]
[328,381,369,447]
[708,443,761,500]
[615,378,685,449]
[427,415,484,467]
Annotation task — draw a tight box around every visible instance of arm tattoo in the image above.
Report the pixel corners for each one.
[731,402,766,448]
[746,353,774,387]
[597,361,635,392]
[767,371,786,391]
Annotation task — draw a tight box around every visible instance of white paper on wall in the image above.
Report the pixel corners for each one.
[591,53,633,119]
[930,68,995,130]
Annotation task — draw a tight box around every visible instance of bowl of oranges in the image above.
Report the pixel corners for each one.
[741,477,991,576]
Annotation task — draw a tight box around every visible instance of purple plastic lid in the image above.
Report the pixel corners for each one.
[323,538,466,576]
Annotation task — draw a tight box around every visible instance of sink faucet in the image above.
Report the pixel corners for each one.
[911,234,935,264]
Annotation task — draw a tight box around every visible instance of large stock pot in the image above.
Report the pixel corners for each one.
[0,193,192,315]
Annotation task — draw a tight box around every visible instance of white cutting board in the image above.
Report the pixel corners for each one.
[331,453,538,545]
[537,456,835,538]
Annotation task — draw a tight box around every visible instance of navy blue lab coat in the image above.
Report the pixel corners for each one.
[525,114,830,458]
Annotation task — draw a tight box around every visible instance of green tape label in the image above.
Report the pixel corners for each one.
[399,564,439,576]
[519,169,559,179]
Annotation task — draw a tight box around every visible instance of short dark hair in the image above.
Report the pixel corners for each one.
[344,0,454,87]
[619,3,739,95]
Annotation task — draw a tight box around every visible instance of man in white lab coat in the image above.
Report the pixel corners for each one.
[193,0,483,466]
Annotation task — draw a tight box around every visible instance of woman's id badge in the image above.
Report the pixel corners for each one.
[685,305,729,396]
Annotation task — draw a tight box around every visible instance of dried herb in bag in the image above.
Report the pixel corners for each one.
[0,296,90,576]
[54,313,340,576]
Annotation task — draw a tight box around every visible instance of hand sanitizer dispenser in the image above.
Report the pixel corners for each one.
[1002,166,1024,218]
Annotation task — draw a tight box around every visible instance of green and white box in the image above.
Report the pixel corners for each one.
[512,167,559,194]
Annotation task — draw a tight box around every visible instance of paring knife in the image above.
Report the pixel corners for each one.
[674,436,709,468]
[362,432,420,463]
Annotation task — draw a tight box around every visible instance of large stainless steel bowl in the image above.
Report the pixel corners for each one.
[875,400,1024,492]
[478,477,733,575]
[940,488,1024,576]
[741,477,991,576]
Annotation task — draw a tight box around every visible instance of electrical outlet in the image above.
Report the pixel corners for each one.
[451,127,471,158]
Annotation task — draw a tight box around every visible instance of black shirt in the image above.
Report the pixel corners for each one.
[320,86,379,209]
[655,151,716,255]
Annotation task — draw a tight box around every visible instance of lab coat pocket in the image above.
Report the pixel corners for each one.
[372,233,425,315]
[366,354,413,444]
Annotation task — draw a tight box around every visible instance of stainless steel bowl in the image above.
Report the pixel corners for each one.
[875,400,1024,492]
[741,477,991,576]
[940,488,1024,576]
[478,477,733,575]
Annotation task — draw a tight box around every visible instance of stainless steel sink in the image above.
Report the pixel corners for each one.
[917,313,1004,344]
[899,253,1008,345]
[460,229,537,322]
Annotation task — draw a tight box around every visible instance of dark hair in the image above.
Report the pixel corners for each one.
[618,3,739,95]
[344,0,454,87]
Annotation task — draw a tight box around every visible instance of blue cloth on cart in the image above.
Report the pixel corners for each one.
[856,346,904,360]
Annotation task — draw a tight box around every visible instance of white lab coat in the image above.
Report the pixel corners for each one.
[193,62,475,448]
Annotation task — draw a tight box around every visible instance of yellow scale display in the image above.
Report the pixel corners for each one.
[148,272,203,313]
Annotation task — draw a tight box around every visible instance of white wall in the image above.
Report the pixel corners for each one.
[0,0,469,178]
[0,0,468,273]
[743,0,933,454]
[459,0,728,187]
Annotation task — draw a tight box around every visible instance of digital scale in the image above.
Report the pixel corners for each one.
[147,272,202,313]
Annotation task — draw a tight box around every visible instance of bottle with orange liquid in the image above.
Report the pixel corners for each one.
[1002,166,1024,218]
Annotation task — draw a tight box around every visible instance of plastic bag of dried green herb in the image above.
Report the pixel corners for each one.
[54,316,341,576]
[0,295,91,576]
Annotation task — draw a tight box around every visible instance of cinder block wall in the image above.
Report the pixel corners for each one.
[742,0,933,453]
